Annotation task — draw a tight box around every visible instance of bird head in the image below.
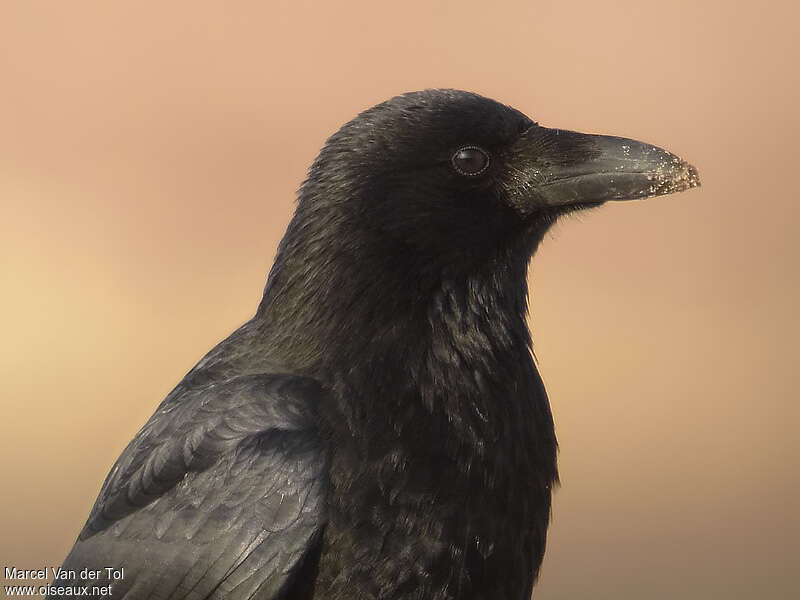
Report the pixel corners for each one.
[296,89,700,271]
[260,89,701,360]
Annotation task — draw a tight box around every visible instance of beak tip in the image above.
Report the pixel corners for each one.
[657,158,701,196]
[677,161,701,192]
[687,162,701,188]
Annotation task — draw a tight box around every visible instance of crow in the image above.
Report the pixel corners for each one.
[49,89,699,600]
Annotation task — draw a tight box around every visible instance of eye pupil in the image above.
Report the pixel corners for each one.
[452,146,490,176]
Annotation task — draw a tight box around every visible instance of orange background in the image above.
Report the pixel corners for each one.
[1,1,797,598]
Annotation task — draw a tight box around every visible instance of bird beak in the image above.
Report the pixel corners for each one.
[519,127,700,208]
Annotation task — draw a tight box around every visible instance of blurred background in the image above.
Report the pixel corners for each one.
[1,1,797,598]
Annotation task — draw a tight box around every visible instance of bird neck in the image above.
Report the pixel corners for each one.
[254,208,549,451]
[257,206,537,369]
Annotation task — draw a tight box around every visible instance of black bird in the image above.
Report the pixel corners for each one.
[49,89,699,600]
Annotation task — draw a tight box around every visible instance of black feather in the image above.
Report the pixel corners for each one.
[50,88,693,600]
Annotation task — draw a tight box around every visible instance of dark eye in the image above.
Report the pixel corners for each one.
[451,146,490,176]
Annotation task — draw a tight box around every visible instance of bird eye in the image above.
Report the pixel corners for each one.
[451,146,490,176]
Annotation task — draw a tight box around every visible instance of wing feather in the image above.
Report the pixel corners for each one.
[48,374,328,600]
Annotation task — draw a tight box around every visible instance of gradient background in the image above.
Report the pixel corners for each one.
[1,1,797,599]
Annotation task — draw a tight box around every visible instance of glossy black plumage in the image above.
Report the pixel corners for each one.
[53,375,328,599]
[50,89,699,600]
